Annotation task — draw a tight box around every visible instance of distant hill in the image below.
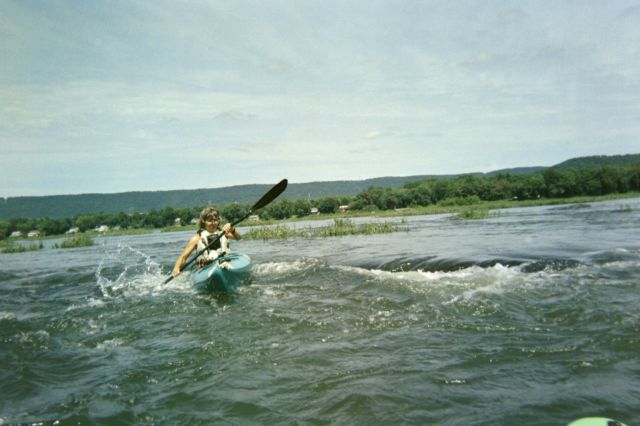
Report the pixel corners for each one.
[1,177,450,220]
[0,154,637,220]
[552,153,640,169]
[484,166,547,176]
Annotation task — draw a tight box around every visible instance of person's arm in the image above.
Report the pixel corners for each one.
[221,223,242,240]
[171,234,199,277]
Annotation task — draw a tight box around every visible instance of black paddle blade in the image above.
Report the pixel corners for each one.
[251,179,288,211]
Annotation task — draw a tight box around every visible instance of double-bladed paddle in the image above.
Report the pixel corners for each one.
[164,178,288,284]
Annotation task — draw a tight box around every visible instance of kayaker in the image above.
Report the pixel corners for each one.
[171,207,242,277]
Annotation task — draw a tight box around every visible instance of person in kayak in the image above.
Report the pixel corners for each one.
[171,207,242,277]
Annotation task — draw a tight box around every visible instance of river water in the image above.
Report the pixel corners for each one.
[1,198,639,425]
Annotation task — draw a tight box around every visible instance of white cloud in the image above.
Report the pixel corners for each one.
[1,1,639,196]
[365,131,382,140]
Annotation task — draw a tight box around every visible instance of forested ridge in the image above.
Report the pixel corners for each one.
[1,154,639,240]
[5,154,638,220]
[1,167,551,220]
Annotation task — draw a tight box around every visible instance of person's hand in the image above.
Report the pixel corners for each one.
[197,258,213,268]
[171,266,182,277]
[222,223,235,237]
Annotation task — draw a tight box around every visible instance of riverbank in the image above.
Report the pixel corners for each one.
[3,192,639,246]
[159,191,640,231]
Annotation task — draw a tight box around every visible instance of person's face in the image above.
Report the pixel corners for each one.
[205,216,220,231]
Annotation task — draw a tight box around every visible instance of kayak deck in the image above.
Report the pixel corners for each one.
[190,253,252,293]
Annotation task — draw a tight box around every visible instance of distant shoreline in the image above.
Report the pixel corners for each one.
[101,192,640,235]
[2,192,638,248]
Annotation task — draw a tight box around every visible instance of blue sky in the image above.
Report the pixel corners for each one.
[1,0,639,197]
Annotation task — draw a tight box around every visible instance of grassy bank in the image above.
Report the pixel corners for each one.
[243,218,408,240]
[0,240,43,253]
[453,207,491,220]
[53,234,94,249]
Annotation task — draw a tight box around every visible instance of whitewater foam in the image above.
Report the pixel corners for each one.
[96,243,194,298]
[252,258,324,276]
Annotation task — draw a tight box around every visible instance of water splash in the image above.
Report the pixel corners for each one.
[95,242,192,299]
[0,311,17,321]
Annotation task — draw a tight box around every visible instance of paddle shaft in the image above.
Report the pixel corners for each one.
[164,179,288,284]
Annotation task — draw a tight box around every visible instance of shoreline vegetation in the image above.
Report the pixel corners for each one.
[243,218,409,240]
[53,234,94,249]
[163,191,638,231]
[1,192,637,252]
[3,162,640,245]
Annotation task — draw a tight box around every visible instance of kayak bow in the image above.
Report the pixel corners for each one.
[190,253,252,293]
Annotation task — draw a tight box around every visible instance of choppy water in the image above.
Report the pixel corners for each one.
[1,199,639,425]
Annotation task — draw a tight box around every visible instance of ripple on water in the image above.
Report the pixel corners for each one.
[2,201,640,424]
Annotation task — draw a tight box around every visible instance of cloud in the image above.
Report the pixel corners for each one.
[1,1,639,197]
[617,5,640,19]
[214,111,257,122]
[365,131,383,140]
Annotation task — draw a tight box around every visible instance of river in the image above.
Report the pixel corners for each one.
[1,198,639,425]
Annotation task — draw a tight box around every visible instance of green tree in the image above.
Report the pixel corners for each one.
[142,210,164,228]
[113,212,132,229]
[431,179,454,202]
[595,166,622,194]
[16,218,37,234]
[377,189,401,210]
[456,175,484,198]
[265,199,294,220]
[521,174,544,199]
[291,199,312,217]
[222,203,249,223]
[628,164,640,191]
[578,169,602,195]
[406,183,434,206]
[317,197,340,214]
[351,187,385,210]
[543,169,560,197]
[0,221,9,239]
[40,217,71,235]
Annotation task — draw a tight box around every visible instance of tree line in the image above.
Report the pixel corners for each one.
[1,163,639,240]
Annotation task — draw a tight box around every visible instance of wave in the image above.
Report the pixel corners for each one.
[90,244,639,303]
[246,249,640,304]
[333,262,526,299]
[252,258,325,277]
[0,270,19,282]
[246,247,640,281]
[362,247,640,274]
[376,256,525,273]
[0,311,17,321]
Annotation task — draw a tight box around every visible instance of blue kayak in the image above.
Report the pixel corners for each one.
[190,253,252,293]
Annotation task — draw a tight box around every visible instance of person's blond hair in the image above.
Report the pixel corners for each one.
[197,207,220,229]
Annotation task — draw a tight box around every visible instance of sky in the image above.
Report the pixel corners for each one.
[1,0,639,197]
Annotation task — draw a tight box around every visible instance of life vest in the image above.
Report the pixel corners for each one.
[196,229,229,260]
